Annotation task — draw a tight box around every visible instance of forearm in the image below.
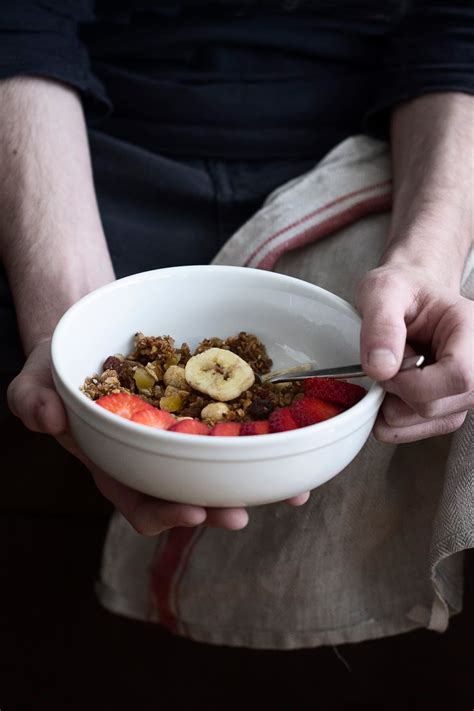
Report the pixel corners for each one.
[0,77,115,355]
[381,92,473,285]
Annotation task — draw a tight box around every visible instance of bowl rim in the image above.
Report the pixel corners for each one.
[51,265,384,451]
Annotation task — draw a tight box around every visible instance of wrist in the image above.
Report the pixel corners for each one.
[382,199,471,288]
[386,93,473,288]
[381,240,468,291]
[5,240,115,355]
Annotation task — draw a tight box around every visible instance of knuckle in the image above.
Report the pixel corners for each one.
[373,417,396,443]
[382,399,404,425]
[382,408,397,426]
[368,269,403,295]
[414,401,438,419]
[436,413,466,436]
[356,268,395,306]
[450,365,474,395]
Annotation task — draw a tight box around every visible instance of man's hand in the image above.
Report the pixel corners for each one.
[7,339,310,535]
[1,77,309,531]
[357,265,473,443]
[357,93,473,444]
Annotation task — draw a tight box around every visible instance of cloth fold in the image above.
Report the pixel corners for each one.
[97,135,473,649]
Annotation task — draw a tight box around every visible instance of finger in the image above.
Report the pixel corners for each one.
[56,431,85,460]
[382,392,474,425]
[57,433,209,535]
[285,492,310,506]
[204,507,249,530]
[91,467,207,536]
[383,360,474,404]
[374,410,467,444]
[357,275,409,381]
[58,432,245,534]
[385,304,474,402]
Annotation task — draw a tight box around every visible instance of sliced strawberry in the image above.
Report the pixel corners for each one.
[169,419,210,435]
[132,408,175,430]
[240,420,270,436]
[303,377,366,408]
[210,422,242,436]
[290,397,342,427]
[268,407,299,433]
[96,392,152,419]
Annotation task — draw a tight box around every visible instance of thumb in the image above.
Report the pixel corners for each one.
[357,273,408,381]
[7,340,67,435]
[8,372,67,435]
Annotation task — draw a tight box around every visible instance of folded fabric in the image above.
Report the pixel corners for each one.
[97,135,473,649]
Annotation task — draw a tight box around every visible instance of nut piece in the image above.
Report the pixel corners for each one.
[201,402,230,422]
[163,365,189,390]
[185,348,255,401]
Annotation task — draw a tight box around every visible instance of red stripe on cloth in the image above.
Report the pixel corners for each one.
[172,527,205,637]
[149,526,203,634]
[256,192,392,270]
[244,179,392,267]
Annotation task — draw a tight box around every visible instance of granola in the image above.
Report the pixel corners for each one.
[82,331,302,423]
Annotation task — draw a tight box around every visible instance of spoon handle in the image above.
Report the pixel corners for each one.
[263,354,425,384]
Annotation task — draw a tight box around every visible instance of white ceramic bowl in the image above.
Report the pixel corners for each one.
[51,265,384,507]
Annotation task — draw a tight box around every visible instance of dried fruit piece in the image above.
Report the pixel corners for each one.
[268,407,299,433]
[185,348,255,401]
[169,419,210,435]
[290,397,342,427]
[96,393,152,419]
[303,377,366,408]
[240,420,270,436]
[103,356,123,373]
[160,394,183,412]
[164,354,181,370]
[134,366,156,392]
[210,422,242,436]
[247,397,273,420]
[131,408,175,429]
[116,360,138,391]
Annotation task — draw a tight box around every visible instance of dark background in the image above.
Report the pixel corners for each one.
[1,413,473,710]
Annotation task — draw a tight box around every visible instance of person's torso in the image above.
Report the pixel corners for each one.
[82,0,404,158]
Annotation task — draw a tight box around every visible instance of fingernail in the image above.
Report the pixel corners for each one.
[368,348,397,368]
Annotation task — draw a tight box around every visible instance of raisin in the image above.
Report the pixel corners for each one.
[248,398,273,420]
[103,356,123,374]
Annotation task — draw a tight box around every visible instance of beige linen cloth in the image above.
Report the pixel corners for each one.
[97,136,474,649]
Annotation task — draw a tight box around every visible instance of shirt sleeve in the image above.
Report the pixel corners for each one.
[0,0,110,116]
[366,1,474,135]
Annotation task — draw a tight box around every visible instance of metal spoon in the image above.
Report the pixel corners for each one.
[256,354,425,385]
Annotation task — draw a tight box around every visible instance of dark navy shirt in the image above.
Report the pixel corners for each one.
[1,1,474,158]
